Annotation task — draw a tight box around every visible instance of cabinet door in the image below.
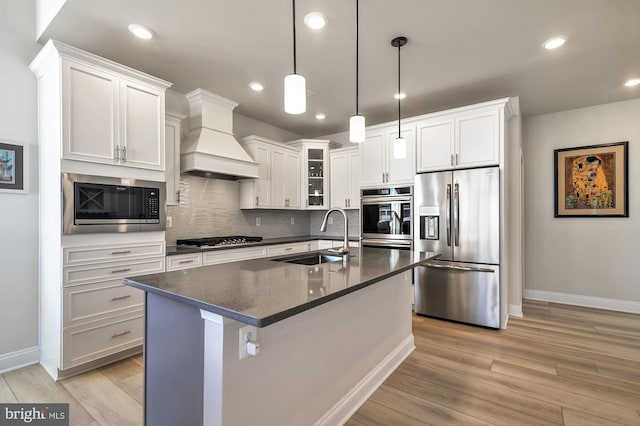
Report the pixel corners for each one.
[330,152,349,209]
[254,145,271,208]
[286,151,301,209]
[119,79,165,170]
[305,147,328,209]
[270,149,287,209]
[386,126,416,185]
[165,114,183,205]
[455,108,500,169]
[416,118,455,172]
[360,129,385,187]
[348,151,361,208]
[62,60,118,164]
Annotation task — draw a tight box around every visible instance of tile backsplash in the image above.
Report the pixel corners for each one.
[165,175,311,245]
[309,210,360,238]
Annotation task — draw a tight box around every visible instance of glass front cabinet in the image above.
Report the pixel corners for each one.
[290,139,334,210]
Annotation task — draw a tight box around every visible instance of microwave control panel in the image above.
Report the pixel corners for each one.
[146,189,160,219]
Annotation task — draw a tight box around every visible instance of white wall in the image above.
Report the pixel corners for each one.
[0,0,42,369]
[523,98,640,311]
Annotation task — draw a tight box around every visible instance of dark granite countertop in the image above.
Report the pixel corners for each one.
[166,235,361,256]
[125,247,437,327]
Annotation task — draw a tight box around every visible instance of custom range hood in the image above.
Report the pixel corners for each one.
[181,89,259,179]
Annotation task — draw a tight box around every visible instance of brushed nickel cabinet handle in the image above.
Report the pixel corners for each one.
[455,153,459,165]
[111,250,132,255]
[112,330,132,339]
[115,145,120,160]
[179,260,194,264]
[122,146,127,161]
[111,268,132,274]
[111,295,132,301]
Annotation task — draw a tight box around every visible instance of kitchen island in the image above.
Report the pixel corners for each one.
[124,247,437,426]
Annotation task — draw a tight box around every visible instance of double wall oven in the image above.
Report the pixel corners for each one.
[360,186,412,249]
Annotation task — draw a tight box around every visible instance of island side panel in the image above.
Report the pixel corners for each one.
[201,271,414,426]
[145,292,204,426]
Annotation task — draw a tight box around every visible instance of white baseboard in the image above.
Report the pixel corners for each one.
[0,346,39,374]
[509,304,523,317]
[525,289,640,314]
[314,334,415,426]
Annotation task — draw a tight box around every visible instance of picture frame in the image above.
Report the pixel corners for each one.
[0,140,29,194]
[554,141,628,217]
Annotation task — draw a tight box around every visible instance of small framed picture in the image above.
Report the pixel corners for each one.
[0,140,29,194]
[554,141,628,217]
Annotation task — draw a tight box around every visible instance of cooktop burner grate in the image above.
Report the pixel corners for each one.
[176,236,263,247]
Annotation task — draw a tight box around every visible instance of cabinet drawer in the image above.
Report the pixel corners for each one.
[62,314,143,369]
[266,242,311,257]
[166,253,203,271]
[64,257,165,287]
[64,241,165,266]
[63,280,144,326]
[202,246,266,266]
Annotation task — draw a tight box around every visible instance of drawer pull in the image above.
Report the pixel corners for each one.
[285,248,293,251]
[111,250,132,255]
[179,260,194,264]
[112,330,132,339]
[111,268,132,274]
[111,295,132,301]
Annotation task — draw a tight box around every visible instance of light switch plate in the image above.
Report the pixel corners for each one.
[239,325,258,360]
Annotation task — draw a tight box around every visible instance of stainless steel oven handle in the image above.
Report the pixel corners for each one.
[446,184,451,246]
[361,196,413,204]
[420,263,494,273]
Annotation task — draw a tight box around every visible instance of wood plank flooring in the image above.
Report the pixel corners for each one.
[1,300,638,425]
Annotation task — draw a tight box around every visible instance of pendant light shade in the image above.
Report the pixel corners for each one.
[350,114,365,142]
[284,73,306,114]
[284,0,306,114]
[349,0,365,142]
[391,36,407,159]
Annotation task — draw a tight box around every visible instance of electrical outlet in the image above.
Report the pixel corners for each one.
[166,216,173,228]
[328,217,333,225]
[290,216,295,225]
[256,217,261,226]
[239,325,258,360]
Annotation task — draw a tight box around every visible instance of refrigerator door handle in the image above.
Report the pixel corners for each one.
[420,263,495,273]
[446,184,451,246]
[454,183,460,247]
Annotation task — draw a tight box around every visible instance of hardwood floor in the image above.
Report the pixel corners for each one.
[1,301,639,425]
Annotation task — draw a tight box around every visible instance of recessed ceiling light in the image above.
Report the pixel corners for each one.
[128,24,155,40]
[624,78,640,87]
[394,92,406,100]
[542,36,567,50]
[249,82,264,91]
[304,12,328,30]
[315,113,326,120]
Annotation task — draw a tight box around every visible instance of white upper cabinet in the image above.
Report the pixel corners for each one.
[240,136,300,209]
[417,105,500,172]
[330,147,360,209]
[165,112,187,205]
[31,40,171,174]
[360,124,415,187]
[289,139,335,210]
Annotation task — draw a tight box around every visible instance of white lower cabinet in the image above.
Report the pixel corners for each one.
[203,246,267,266]
[43,233,166,379]
[266,242,313,257]
[166,252,203,271]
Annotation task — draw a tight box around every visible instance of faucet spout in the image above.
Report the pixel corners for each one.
[319,208,349,255]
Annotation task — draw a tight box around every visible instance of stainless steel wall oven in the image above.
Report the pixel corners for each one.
[360,186,412,249]
[62,173,166,234]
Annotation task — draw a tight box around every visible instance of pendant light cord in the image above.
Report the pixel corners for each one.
[355,0,359,115]
[292,0,297,74]
[397,42,401,138]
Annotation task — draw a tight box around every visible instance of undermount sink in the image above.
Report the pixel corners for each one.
[271,252,345,266]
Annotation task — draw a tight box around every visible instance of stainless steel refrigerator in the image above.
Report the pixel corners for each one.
[414,167,500,328]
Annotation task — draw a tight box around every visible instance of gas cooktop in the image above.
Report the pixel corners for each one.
[176,236,263,248]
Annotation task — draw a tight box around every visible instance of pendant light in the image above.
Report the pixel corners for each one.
[349,0,365,143]
[391,36,407,159]
[284,0,306,114]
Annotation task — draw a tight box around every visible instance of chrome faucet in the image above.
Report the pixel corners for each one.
[320,208,349,255]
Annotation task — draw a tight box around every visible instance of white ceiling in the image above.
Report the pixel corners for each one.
[39,0,640,138]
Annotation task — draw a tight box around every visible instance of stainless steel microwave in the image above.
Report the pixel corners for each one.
[62,173,166,234]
